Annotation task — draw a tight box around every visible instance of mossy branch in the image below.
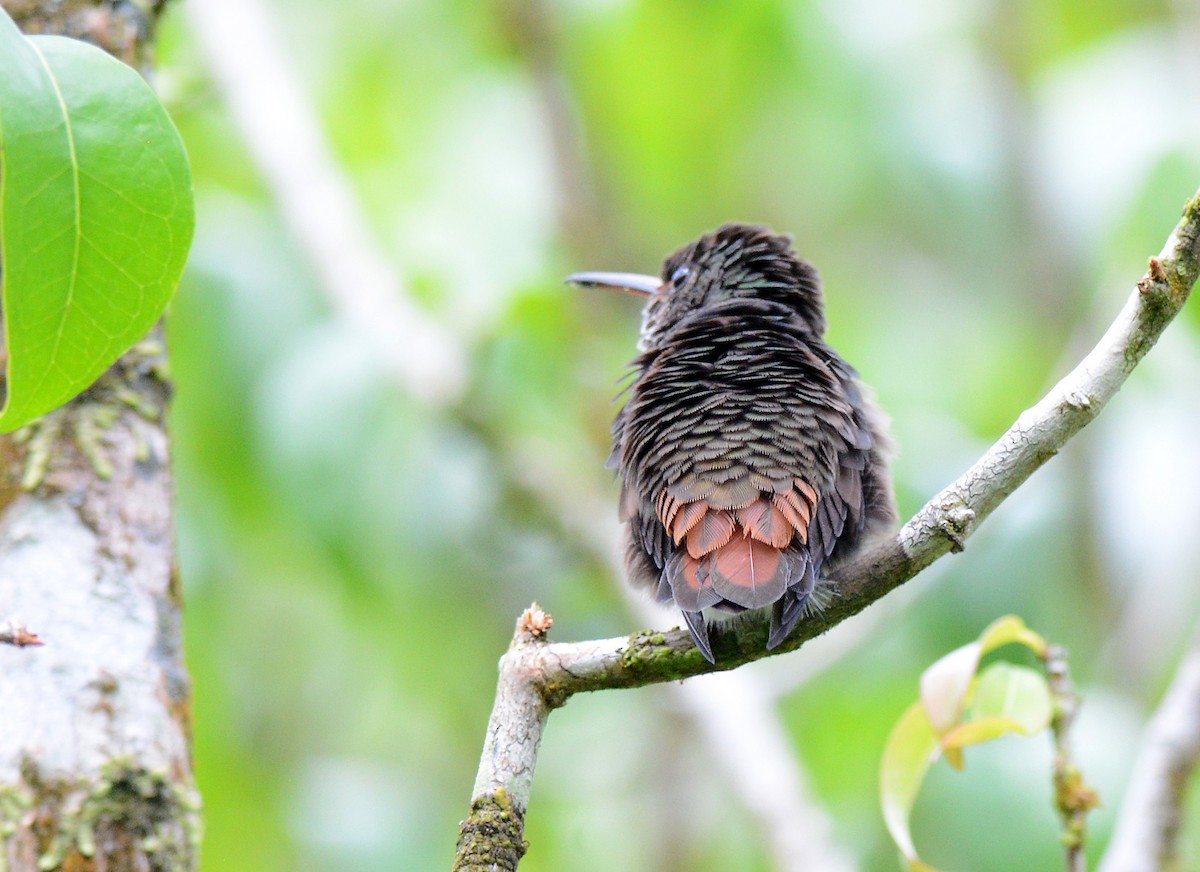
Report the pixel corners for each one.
[452,186,1200,872]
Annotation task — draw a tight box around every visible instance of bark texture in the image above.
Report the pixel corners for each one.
[0,336,197,872]
[0,3,196,870]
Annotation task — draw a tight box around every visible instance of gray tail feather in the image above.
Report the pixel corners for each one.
[767,561,830,649]
[682,610,715,663]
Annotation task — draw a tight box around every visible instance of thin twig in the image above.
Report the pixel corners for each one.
[1044,644,1099,872]
[452,189,1200,871]
[1099,625,1200,872]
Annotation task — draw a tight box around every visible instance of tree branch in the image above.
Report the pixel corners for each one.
[0,3,198,869]
[452,187,1200,871]
[1099,624,1200,872]
[508,447,859,869]
[0,338,199,872]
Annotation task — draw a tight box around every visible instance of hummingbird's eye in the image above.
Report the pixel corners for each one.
[670,265,690,285]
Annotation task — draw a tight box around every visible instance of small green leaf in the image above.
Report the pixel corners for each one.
[919,616,1049,738]
[938,665,1052,762]
[880,702,944,872]
[969,662,1053,734]
[978,615,1048,658]
[885,620,1058,869]
[0,11,193,431]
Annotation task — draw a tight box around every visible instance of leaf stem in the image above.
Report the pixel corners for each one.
[1044,644,1099,872]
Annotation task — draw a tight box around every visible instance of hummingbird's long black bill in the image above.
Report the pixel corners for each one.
[565,271,661,297]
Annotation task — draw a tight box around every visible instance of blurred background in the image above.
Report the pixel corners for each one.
[155,0,1200,869]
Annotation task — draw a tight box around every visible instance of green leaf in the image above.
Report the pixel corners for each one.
[969,662,1053,734]
[0,12,193,431]
[919,615,1049,738]
[887,621,1057,868]
[977,615,1048,659]
[880,702,944,872]
[939,664,1052,762]
[940,716,1032,754]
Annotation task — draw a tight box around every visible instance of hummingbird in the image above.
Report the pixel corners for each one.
[568,224,896,662]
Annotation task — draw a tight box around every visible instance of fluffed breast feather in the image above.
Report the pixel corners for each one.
[612,296,895,660]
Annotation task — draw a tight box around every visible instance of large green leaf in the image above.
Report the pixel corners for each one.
[0,11,193,431]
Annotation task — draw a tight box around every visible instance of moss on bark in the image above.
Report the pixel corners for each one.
[0,759,201,872]
[452,788,528,872]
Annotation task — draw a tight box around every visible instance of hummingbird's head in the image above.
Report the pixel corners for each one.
[567,223,825,352]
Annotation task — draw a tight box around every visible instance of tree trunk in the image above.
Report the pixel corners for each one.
[0,3,197,870]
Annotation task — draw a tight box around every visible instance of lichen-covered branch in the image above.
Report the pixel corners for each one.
[0,6,195,869]
[454,187,1200,870]
[1099,626,1200,872]
[0,335,200,872]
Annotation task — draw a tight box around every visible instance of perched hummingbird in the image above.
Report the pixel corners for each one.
[569,224,896,662]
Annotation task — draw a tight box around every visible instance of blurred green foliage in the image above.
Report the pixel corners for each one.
[156,0,1200,869]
